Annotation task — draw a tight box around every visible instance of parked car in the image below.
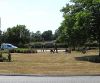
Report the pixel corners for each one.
[0,43,18,50]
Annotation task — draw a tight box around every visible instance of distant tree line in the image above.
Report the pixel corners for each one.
[0,25,57,47]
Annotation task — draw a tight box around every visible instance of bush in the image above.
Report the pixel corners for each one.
[10,48,37,53]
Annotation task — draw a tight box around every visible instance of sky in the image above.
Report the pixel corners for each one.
[0,0,70,33]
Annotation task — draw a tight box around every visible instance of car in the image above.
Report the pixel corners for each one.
[0,43,18,50]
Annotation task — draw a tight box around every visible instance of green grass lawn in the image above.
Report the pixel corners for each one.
[0,49,100,75]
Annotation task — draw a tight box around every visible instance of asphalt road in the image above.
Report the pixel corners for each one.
[0,76,100,83]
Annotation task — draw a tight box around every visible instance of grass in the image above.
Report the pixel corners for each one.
[0,49,100,75]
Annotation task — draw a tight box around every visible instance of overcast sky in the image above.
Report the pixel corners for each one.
[0,0,70,33]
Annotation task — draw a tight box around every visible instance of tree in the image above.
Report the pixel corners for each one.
[72,0,100,55]
[53,29,60,41]
[59,4,89,49]
[0,30,2,44]
[30,32,35,42]
[89,3,100,55]
[4,25,30,46]
[58,0,100,54]
[33,31,42,42]
[42,30,53,41]
[0,32,7,44]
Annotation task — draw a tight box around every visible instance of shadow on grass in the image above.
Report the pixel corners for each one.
[75,55,100,63]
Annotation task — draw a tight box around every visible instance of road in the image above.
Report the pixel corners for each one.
[0,76,100,83]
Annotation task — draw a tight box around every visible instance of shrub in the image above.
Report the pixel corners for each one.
[10,48,37,53]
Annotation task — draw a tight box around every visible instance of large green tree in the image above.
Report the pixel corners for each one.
[59,3,90,49]
[88,3,100,56]
[4,25,30,46]
[58,0,100,55]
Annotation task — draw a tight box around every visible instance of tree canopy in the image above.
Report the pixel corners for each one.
[58,0,100,55]
[2,25,30,47]
[42,30,53,41]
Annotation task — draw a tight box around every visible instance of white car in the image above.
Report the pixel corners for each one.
[0,43,18,50]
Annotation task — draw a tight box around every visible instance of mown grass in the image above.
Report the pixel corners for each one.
[0,49,100,75]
